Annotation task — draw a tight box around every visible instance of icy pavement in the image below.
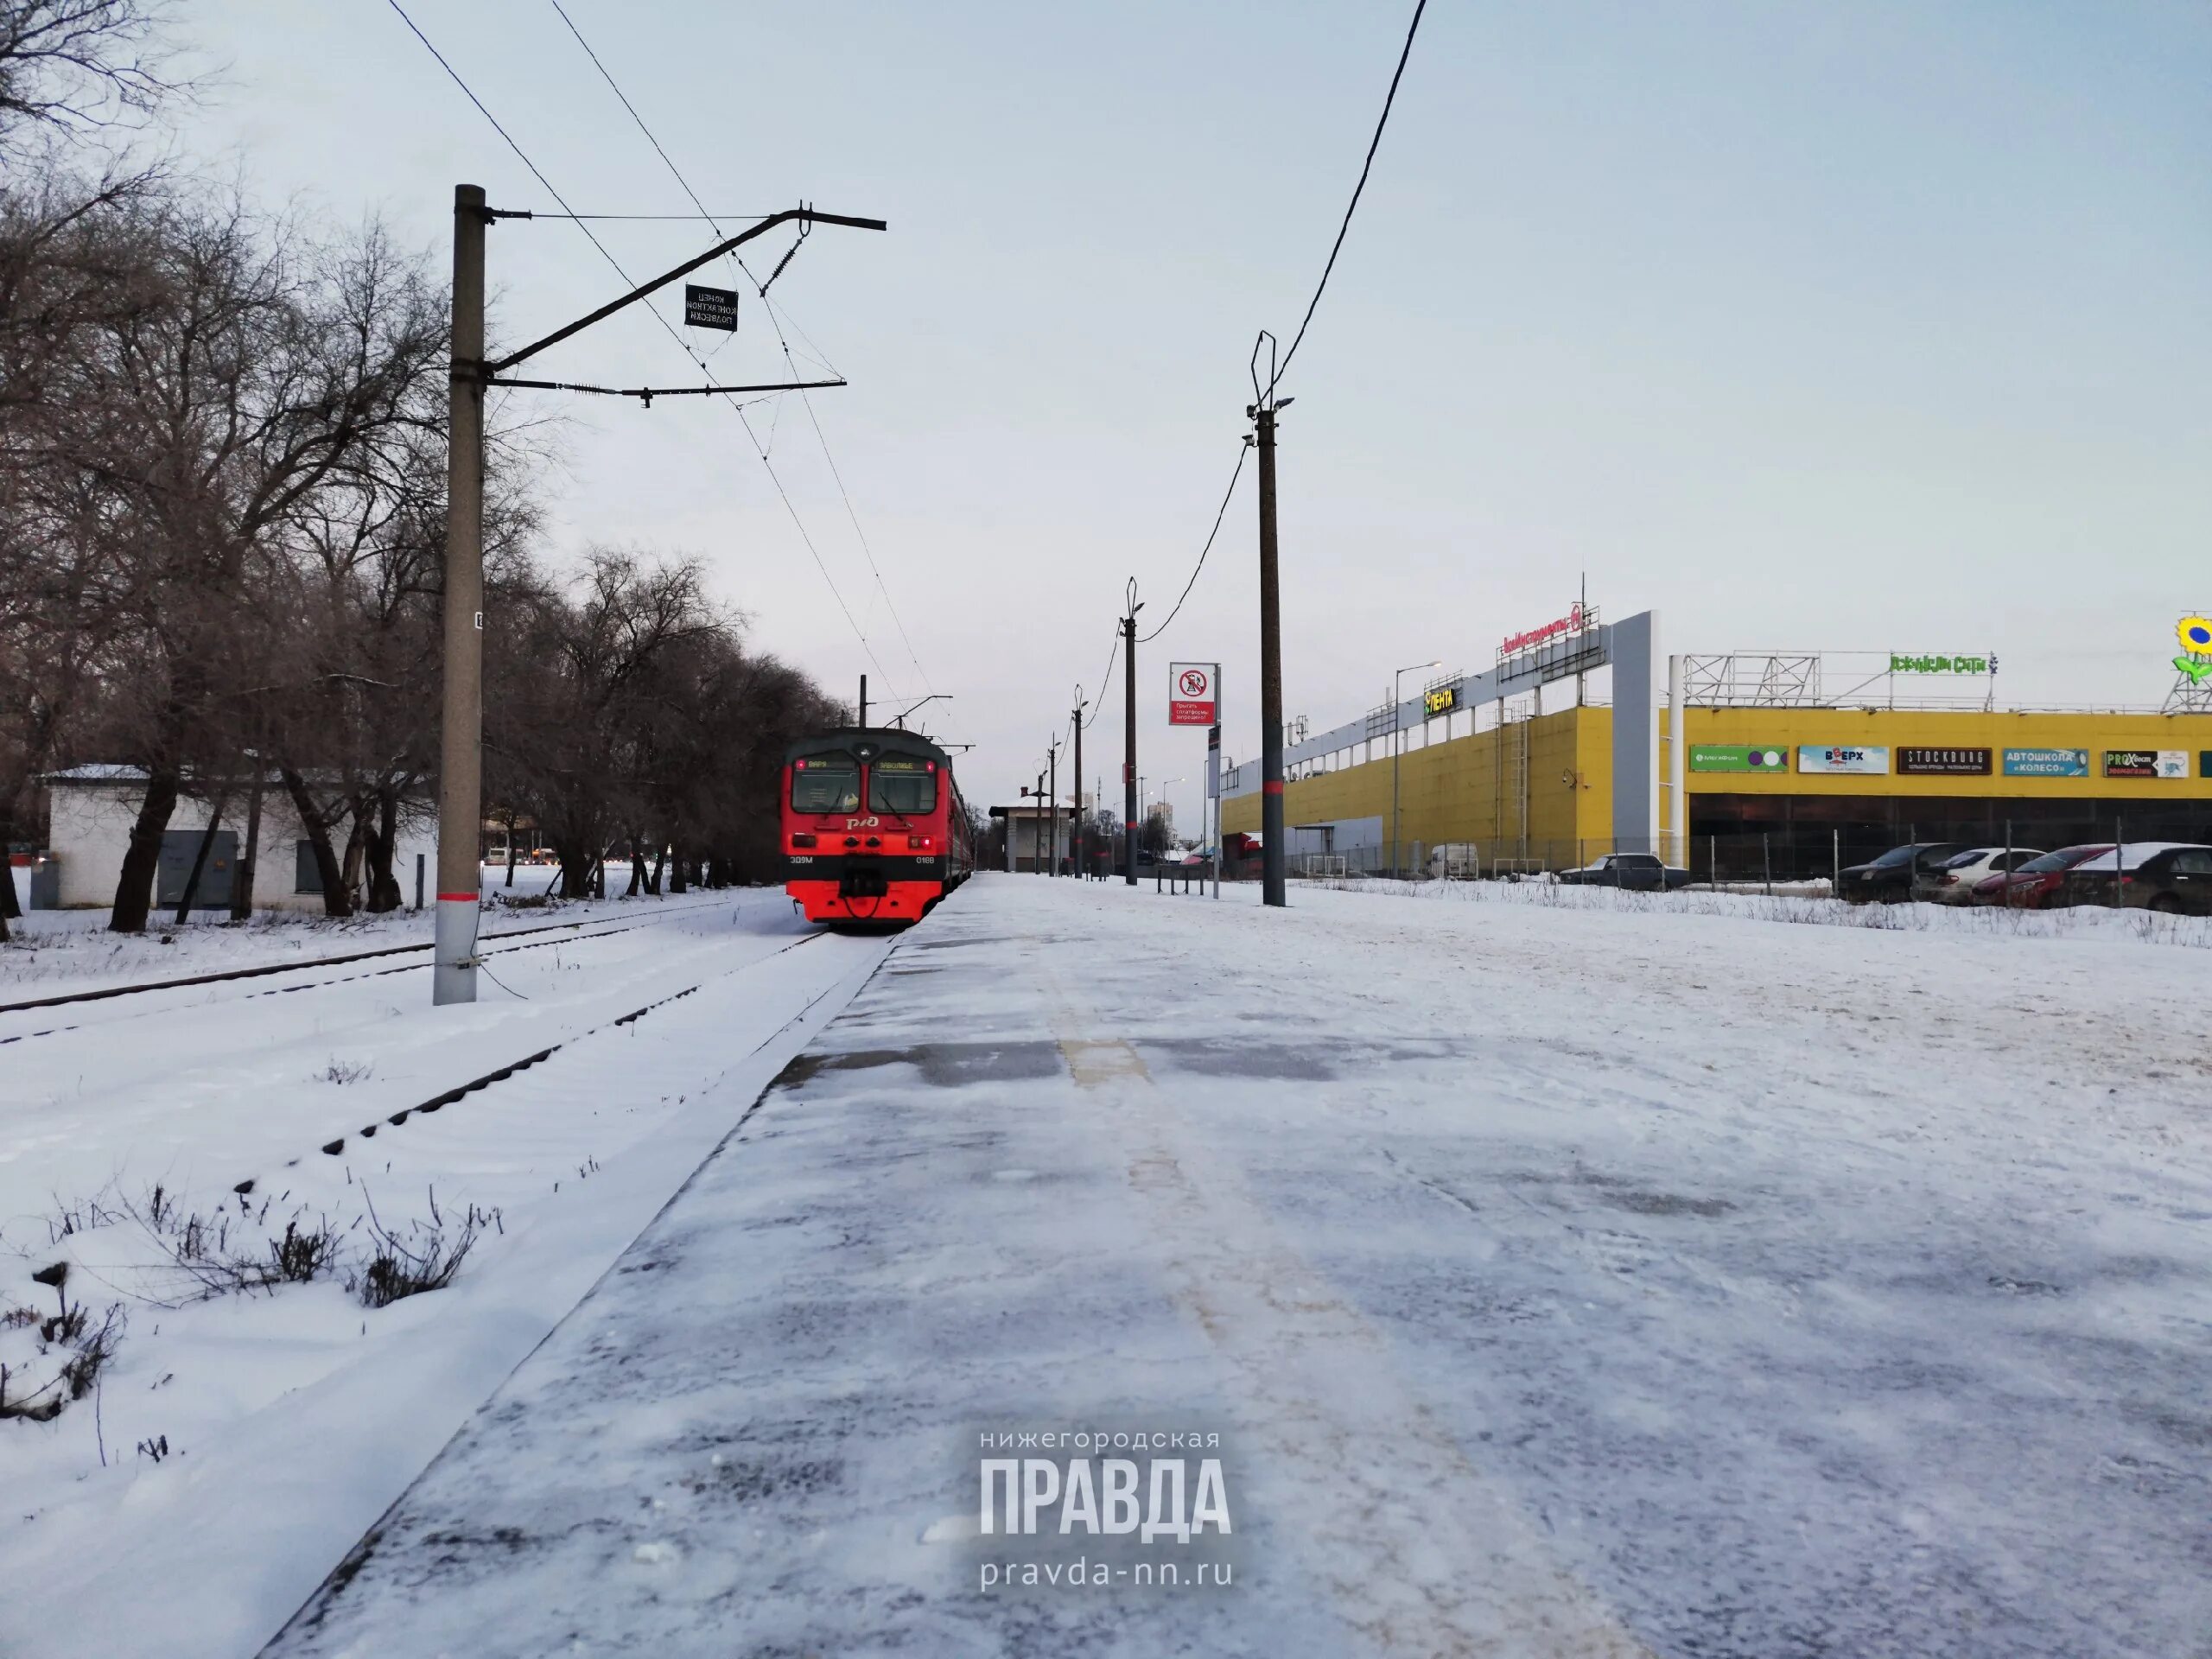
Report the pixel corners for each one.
[258,872,2210,1658]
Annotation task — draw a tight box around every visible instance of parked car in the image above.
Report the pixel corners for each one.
[1555,852,1693,891]
[2055,842,2212,914]
[1837,842,1967,903]
[1915,845,2045,905]
[1969,844,2113,908]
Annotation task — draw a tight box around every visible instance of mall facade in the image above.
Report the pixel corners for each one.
[1217,610,2212,879]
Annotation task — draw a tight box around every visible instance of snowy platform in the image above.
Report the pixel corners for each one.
[262,874,2210,1657]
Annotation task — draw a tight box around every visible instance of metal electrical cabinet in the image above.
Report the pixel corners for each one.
[156,829,238,909]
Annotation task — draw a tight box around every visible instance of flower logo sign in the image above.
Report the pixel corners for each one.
[2178,615,2212,683]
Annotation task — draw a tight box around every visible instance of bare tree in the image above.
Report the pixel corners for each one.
[0,0,177,148]
[13,188,446,930]
[0,0,186,941]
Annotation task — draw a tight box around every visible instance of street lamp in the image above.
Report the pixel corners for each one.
[1393,660,1442,878]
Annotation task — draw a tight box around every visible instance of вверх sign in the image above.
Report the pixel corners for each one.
[1797,745,1890,776]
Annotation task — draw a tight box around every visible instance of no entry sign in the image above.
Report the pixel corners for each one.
[1169,663,1216,726]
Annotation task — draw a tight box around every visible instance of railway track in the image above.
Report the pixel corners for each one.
[0,897,739,1041]
[233,930,838,1195]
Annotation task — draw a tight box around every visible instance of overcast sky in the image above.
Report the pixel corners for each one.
[179,2,2209,825]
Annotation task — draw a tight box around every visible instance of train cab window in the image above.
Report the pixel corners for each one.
[791,752,861,813]
[868,756,938,815]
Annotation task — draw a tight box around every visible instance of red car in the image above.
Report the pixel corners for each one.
[1970,844,2113,909]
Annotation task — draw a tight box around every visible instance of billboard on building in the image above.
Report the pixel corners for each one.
[2104,750,2190,779]
[1897,747,1993,776]
[1797,745,1889,775]
[2003,748,2088,778]
[1689,745,1788,773]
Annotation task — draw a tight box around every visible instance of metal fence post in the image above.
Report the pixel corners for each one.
[1709,834,1718,891]
[1763,833,1771,896]
[1832,829,1840,898]
[2113,814,2124,906]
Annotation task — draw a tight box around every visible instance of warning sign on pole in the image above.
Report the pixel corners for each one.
[1169,662,1217,726]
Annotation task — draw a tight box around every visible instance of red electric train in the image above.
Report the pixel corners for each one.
[781,728,976,926]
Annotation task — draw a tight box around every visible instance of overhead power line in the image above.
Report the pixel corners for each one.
[1081,626,1120,729]
[1126,1,1425,661]
[386,0,906,702]
[1265,0,1428,400]
[1139,441,1249,645]
[545,0,944,721]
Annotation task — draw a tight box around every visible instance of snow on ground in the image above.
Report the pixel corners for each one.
[0,887,892,1659]
[1301,868,2212,948]
[263,872,2209,1658]
[0,863,693,1002]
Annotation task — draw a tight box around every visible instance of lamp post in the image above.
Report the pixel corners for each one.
[1392,660,1441,878]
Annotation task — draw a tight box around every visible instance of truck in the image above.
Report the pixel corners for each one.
[1427,842,1482,880]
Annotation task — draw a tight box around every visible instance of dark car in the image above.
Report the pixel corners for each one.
[1555,852,1692,891]
[1970,844,2114,909]
[1836,842,1967,904]
[2056,842,2212,914]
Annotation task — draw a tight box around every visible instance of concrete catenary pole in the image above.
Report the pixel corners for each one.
[1071,690,1084,879]
[1122,607,1139,885]
[1047,737,1059,876]
[434,184,487,1006]
[1255,402,1287,906]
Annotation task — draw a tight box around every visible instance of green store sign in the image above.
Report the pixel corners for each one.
[1689,745,1789,773]
[1890,652,1995,675]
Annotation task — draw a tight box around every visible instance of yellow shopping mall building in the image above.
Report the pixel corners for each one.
[1218,614,2212,878]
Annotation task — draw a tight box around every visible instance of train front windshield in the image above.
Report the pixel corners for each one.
[791,753,861,814]
[868,757,938,816]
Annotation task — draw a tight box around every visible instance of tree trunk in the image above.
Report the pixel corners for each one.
[231,766,264,921]
[557,845,594,899]
[362,789,403,913]
[624,836,643,897]
[111,770,181,932]
[592,853,606,899]
[280,767,352,918]
[173,788,232,925]
[667,842,686,894]
[503,813,518,887]
[650,841,667,895]
[338,808,368,912]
